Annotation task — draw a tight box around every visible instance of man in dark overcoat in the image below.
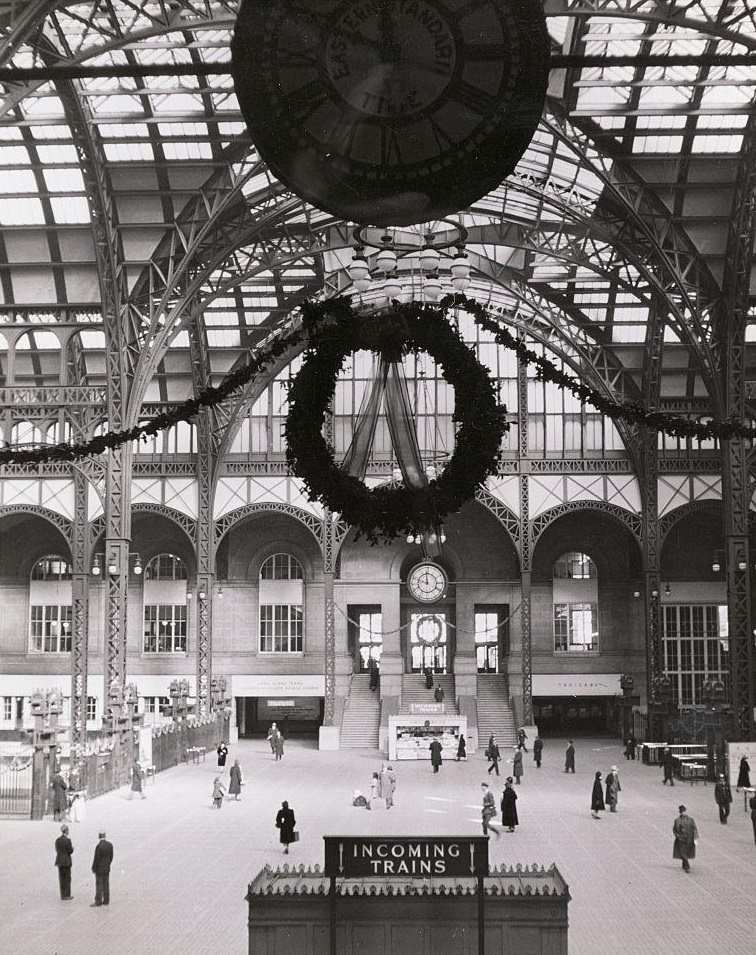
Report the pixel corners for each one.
[662,748,675,785]
[91,830,114,906]
[714,774,732,824]
[429,738,443,773]
[54,824,74,900]
[50,769,68,821]
[564,741,575,773]
[500,777,518,832]
[533,736,543,768]
[672,805,698,872]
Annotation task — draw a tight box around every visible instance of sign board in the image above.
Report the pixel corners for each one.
[323,836,488,878]
[231,675,325,697]
[410,702,445,715]
[532,673,622,697]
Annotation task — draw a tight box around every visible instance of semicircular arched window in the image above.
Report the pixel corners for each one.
[259,553,304,653]
[29,555,72,652]
[552,551,598,653]
[142,553,188,653]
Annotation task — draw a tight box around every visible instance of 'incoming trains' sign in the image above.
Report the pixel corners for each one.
[323,837,489,878]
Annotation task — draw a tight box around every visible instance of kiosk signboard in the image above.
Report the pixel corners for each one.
[323,836,489,878]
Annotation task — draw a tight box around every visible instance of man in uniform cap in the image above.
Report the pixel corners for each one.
[672,805,698,872]
[54,824,74,900]
[91,830,114,906]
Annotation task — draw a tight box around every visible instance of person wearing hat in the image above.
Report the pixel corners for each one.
[605,765,621,812]
[714,773,733,824]
[500,777,518,832]
[128,760,145,800]
[91,830,114,906]
[480,783,500,837]
[591,771,605,819]
[672,805,698,872]
[54,824,74,900]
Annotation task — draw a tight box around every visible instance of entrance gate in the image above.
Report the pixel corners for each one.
[0,750,33,818]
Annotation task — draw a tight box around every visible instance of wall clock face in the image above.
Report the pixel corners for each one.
[408,561,448,603]
[232,0,550,226]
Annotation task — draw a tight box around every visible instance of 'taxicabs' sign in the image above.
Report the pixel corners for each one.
[323,837,489,878]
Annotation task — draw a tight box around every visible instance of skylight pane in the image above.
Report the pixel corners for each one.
[0,197,45,225]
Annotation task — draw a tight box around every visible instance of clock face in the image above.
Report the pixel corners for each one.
[408,561,448,603]
[232,0,550,226]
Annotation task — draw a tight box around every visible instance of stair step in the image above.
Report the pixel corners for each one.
[340,673,381,748]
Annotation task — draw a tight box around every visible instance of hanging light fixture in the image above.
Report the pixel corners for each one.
[449,247,471,292]
[91,555,102,577]
[375,234,397,273]
[348,245,371,291]
[423,273,443,301]
[383,272,402,300]
[133,554,143,576]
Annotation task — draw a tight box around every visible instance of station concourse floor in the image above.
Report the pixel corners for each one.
[1,737,754,955]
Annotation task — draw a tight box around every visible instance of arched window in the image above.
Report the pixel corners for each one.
[552,551,598,653]
[142,553,188,653]
[259,553,304,653]
[29,555,72,652]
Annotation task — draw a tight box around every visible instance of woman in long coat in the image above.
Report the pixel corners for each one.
[216,741,228,767]
[513,748,524,784]
[737,755,751,789]
[456,734,467,761]
[591,771,605,819]
[228,759,243,800]
[50,770,68,822]
[275,800,296,853]
[500,778,518,832]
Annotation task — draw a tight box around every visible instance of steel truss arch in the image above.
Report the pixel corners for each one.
[530,499,643,550]
[214,502,324,551]
[474,487,522,552]
[89,503,197,549]
[657,499,723,548]
[0,503,73,548]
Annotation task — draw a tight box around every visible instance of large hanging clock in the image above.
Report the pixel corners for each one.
[407,561,448,603]
[231,0,550,226]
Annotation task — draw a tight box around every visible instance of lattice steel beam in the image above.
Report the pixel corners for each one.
[70,468,89,767]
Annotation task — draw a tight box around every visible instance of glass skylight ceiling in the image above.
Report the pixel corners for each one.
[0,0,753,418]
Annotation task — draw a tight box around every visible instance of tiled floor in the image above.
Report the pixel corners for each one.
[1,737,754,955]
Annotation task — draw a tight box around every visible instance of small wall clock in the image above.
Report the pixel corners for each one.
[232,0,550,226]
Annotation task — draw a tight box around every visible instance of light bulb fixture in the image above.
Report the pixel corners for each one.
[348,246,370,283]
[186,590,192,601]
[440,530,447,544]
[383,272,402,300]
[107,560,118,575]
[664,583,671,596]
[738,559,747,571]
[406,534,414,544]
[217,585,224,598]
[133,554,143,576]
[91,555,102,576]
[419,244,441,273]
[423,273,443,301]
[198,589,206,600]
[353,275,372,292]
[375,234,397,273]
[711,551,722,573]
[633,588,641,599]
[651,588,659,598]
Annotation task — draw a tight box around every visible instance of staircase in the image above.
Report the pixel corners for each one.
[340,674,381,748]
[400,673,458,714]
[476,675,517,747]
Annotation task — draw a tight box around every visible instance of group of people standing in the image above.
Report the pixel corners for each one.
[367,762,397,807]
[480,778,519,836]
[590,766,622,818]
[53,828,114,906]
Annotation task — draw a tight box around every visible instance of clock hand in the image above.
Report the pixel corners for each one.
[378,0,398,63]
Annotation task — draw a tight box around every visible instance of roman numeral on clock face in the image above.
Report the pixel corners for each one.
[285,80,328,121]
[451,80,497,116]
[381,126,403,167]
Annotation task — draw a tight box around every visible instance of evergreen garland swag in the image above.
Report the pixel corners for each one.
[285,298,508,543]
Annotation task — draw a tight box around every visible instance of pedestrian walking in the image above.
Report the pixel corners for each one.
[591,771,605,819]
[481,783,500,837]
[50,768,68,821]
[368,656,379,691]
[370,772,380,800]
[517,728,528,751]
[429,738,443,773]
[54,824,74,900]
[736,755,751,790]
[212,777,226,808]
[266,723,279,754]
[456,734,467,761]
[228,759,243,801]
[533,736,543,768]
[624,734,636,760]
[672,805,698,872]
[500,777,518,832]
[128,761,145,800]
[513,748,524,785]
[424,667,434,690]
[216,741,228,767]
[714,774,732,824]
[275,800,297,854]
[605,766,621,812]
[750,794,756,846]
[380,762,395,807]
[90,831,113,906]
[272,730,285,761]
[662,748,675,786]
[565,740,575,773]
[434,685,445,705]
[487,736,501,776]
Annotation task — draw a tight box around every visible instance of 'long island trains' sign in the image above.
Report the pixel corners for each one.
[323,837,489,878]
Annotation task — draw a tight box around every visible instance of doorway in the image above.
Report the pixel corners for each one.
[407,609,451,672]
[475,605,509,673]
[347,605,383,673]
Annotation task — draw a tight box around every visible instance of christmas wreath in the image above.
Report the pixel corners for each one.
[285,298,508,542]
